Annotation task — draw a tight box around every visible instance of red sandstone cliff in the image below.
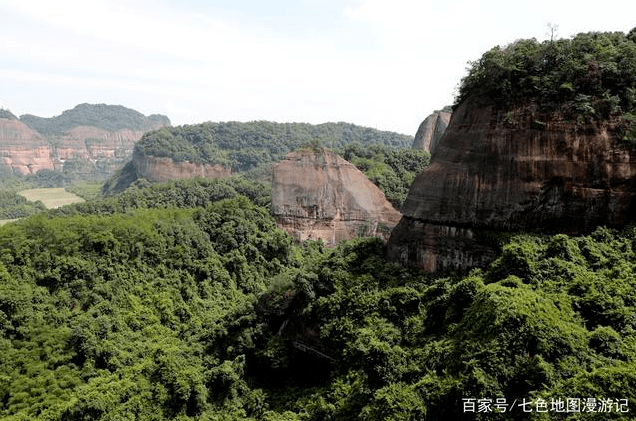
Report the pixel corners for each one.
[412,110,451,153]
[272,149,402,245]
[132,150,232,182]
[0,106,169,178]
[0,119,52,174]
[388,99,636,272]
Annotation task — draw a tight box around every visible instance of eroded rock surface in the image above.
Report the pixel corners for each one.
[388,99,636,272]
[0,105,169,177]
[412,110,451,154]
[133,150,232,182]
[272,149,402,245]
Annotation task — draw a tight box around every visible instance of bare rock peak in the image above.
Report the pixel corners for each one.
[272,148,402,246]
[412,108,451,154]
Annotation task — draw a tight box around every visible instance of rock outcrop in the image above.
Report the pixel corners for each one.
[272,148,402,245]
[0,119,51,174]
[388,99,636,272]
[132,150,232,182]
[412,109,451,154]
[0,104,170,178]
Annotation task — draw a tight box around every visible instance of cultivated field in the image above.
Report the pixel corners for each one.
[18,188,85,209]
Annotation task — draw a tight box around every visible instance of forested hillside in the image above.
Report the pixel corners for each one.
[1,177,636,420]
[104,120,421,204]
[456,29,636,139]
[4,27,636,421]
[19,104,170,135]
[334,142,430,208]
[133,121,413,170]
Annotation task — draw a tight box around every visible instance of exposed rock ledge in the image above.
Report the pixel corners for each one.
[388,99,636,272]
[133,151,232,182]
[272,149,402,246]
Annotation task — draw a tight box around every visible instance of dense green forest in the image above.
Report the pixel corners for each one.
[0,191,46,220]
[1,177,636,420]
[4,28,636,421]
[456,29,636,139]
[132,121,412,169]
[19,104,171,136]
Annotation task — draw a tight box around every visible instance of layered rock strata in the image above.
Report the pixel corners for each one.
[388,99,636,272]
[0,105,169,177]
[132,150,232,182]
[0,119,51,174]
[272,149,402,245]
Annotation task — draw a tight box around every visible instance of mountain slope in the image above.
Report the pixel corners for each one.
[104,121,413,193]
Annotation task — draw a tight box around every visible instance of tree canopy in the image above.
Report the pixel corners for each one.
[134,121,413,169]
[2,177,636,420]
[19,104,170,136]
[456,29,636,128]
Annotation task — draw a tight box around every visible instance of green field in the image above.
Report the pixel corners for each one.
[17,187,85,209]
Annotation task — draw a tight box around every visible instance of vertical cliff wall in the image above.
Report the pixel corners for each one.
[132,150,232,182]
[0,119,52,174]
[388,100,636,272]
[272,149,402,245]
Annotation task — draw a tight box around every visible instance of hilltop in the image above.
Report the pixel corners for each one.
[19,103,170,136]
[389,29,636,272]
[104,120,414,194]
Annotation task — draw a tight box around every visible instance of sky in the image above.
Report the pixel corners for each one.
[1,0,635,135]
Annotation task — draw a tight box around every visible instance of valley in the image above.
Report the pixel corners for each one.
[1,27,636,421]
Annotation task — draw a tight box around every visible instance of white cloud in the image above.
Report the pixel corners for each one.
[1,0,635,134]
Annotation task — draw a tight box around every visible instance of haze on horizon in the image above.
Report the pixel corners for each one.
[1,0,635,135]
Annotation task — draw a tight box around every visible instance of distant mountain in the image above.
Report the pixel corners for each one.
[0,104,170,184]
[19,103,171,135]
[0,109,17,120]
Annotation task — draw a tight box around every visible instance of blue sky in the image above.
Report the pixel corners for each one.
[1,0,635,135]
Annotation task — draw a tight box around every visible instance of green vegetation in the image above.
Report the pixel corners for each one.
[53,176,271,217]
[64,182,106,202]
[456,29,636,135]
[0,109,17,120]
[4,27,636,421]
[19,103,170,136]
[133,121,412,169]
[17,188,84,209]
[2,177,636,420]
[0,191,46,219]
[335,142,430,209]
[106,121,417,198]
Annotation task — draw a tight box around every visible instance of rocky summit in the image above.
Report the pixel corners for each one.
[272,148,402,246]
[388,98,636,272]
[411,109,451,153]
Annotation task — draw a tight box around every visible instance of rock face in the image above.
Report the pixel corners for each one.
[0,119,51,174]
[412,110,451,153]
[0,104,170,178]
[272,149,402,245]
[132,150,232,182]
[388,99,636,272]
